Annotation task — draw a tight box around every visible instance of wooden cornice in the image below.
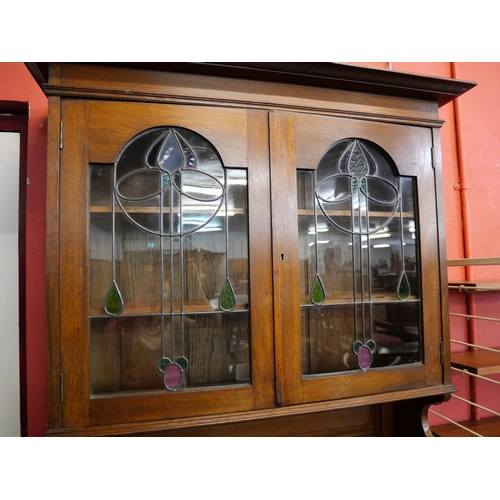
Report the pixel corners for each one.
[25,62,476,107]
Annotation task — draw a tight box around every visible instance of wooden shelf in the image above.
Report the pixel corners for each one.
[447,257,500,267]
[447,258,500,290]
[300,294,419,306]
[90,206,245,215]
[433,416,500,437]
[91,299,249,317]
[298,209,413,218]
[451,350,500,375]
[448,280,500,292]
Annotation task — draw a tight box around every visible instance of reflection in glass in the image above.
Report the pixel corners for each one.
[299,139,421,375]
[89,127,250,394]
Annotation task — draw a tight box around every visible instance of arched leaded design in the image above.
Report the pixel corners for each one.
[298,138,422,374]
[89,127,250,393]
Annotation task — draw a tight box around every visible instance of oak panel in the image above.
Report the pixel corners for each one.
[246,109,275,409]
[302,364,427,403]
[88,100,249,166]
[294,112,432,176]
[270,111,302,406]
[90,386,254,426]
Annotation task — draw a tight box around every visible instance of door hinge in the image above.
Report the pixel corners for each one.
[59,373,64,403]
[59,122,63,150]
[440,342,444,364]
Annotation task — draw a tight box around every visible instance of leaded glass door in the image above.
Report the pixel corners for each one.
[58,100,274,427]
[271,112,444,406]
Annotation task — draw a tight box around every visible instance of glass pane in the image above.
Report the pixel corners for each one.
[302,305,357,374]
[299,139,422,375]
[89,127,250,395]
[90,312,251,394]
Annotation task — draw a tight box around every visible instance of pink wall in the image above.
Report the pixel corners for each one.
[393,63,500,426]
[2,62,498,434]
[0,62,48,436]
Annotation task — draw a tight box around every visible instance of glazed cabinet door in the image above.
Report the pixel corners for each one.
[56,100,274,428]
[271,111,444,406]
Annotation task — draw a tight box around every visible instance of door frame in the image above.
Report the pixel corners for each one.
[0,105,28,436]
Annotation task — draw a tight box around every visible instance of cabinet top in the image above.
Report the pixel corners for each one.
[26,62,476,107]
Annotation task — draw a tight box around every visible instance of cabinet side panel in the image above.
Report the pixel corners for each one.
[432,127,451,384]
[59,100,91,428]
[46,96,61,431]
[418,136,443,384]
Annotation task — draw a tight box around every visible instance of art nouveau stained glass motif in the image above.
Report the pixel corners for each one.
[89,128,250,394]
[299,139,421,375]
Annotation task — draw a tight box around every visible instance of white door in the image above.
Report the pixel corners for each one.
[0,131,20,436]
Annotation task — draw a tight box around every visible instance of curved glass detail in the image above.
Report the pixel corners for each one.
[299,138,421,375]
[89,127,250,394]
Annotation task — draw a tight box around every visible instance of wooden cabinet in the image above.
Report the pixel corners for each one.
[30,62,475,436]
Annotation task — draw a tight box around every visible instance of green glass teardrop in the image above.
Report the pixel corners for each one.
[397,272,411,301]
[310,274,326,305]
[104,280,124,316]
[219,278,236,311]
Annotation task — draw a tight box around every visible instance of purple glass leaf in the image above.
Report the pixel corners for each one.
[176,133,197,169]
[157,130,183,174]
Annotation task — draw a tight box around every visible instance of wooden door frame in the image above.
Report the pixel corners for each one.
[0,104,29,436]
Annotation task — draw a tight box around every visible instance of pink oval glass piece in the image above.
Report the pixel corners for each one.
[358,346,372,370]
[164,363,182,390]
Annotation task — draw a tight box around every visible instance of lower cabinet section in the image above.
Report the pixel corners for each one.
[47,399,442,436]
[144,406,384,437]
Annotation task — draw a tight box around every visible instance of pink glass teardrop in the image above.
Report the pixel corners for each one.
[164,363,182,390]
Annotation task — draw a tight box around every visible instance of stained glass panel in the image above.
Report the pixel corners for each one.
[89,127,250,394]
[299,139,422,375]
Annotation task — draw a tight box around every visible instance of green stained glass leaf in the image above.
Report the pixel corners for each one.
[310,274,326,305]
[173,171,182,190]
[176,356,189,370]
[397,272,411,301]
[219,278,236,311]
[352,341,363,354]
[104,280,124,316]
[366,339,376,352]
[348,142,368,179]
[162,172,169,190]
[158,358,172,373]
